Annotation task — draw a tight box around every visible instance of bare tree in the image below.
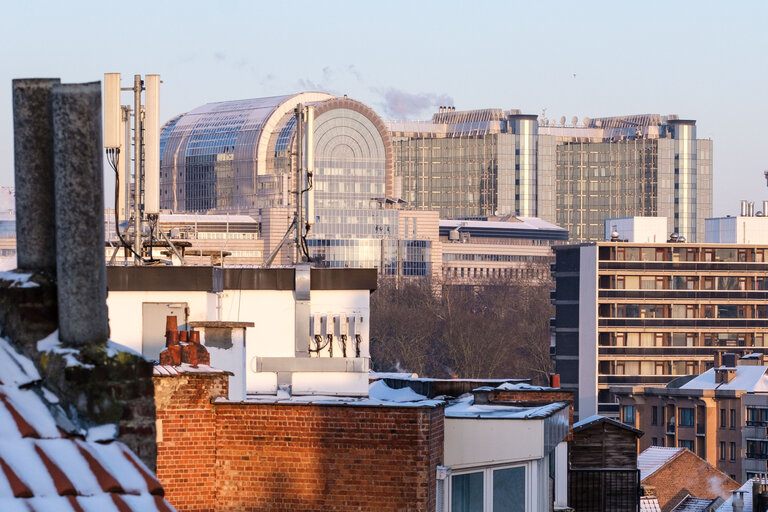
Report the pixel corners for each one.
[370,263,553,383]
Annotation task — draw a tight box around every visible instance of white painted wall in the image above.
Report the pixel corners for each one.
[605,216,668,242]
[107,290,215,353]
[444,418,544,468]
[108,286,372,396]
[579,245,598,418]
[706,216,768,244]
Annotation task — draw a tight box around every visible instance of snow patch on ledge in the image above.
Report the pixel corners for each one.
[86,423,118,442]
[0,270,39,288]
[105,340,144,359]
[369,380,428,402]
[36,331,94,369]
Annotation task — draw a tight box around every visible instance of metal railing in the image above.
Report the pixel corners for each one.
[568,468,640,512]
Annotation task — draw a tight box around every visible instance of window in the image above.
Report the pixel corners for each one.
[652,437,658,446]
[679,439,695,451]
[679,408,694,427]
[730,409,736,429]
[720,409,726,428]
[747,407,768,426]
[622,406,636,427]
[730,442,737,461]
[451,466,526,512]
[720,442,726,460]
[651,407,658,426]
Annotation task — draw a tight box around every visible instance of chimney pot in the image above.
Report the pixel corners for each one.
[189,330,200,344]
[165,315,178,333]
[178,330,188,343]
[166,330,179,347]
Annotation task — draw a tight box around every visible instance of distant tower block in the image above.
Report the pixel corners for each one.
[764,170,768,187]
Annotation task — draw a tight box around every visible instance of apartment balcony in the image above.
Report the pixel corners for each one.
[696,424,705,436]
[599,318,768,329]
[599,261,768,272]
[744,424,768,439]
[666,423,675,434]
[599,289,768,300]
[746,451,768,460]
[599,347,729,357]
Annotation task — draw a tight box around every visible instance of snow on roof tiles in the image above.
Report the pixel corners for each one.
[641,496,662,512]
[672,496,719,512]
[153,364,232,377]
[0,336,176,512]
[680,365,768,392]
[638,446,684,480]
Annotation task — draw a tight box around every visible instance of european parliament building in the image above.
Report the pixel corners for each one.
[158,92,713,273]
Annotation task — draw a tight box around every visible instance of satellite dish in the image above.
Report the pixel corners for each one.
[559,116,566,126]
[595,119,603,128]
[572,116,578,126]
[582,117,591,127]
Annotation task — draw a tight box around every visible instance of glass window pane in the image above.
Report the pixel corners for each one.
[451,472,483,512]
[493,467,525,512]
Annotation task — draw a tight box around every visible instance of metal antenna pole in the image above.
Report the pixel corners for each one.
[295,104,303,263]
[133,74,143,265]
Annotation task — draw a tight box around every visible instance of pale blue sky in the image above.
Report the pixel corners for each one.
[1,0,766,215]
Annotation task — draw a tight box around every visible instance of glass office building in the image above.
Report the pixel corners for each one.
[390,112,712,243]
[159,93,430,276]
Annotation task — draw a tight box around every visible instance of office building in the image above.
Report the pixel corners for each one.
[159,92,713,249]
[390,111,712,242]
[158,93,434,277]
[552,241,768,419]
[616,352,768,483]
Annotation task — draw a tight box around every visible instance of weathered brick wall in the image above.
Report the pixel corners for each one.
[155,373,444,512]
[644,449,739,512]
[154,374,228,512]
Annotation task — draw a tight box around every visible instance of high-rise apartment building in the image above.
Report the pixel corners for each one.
[552,241,768,419]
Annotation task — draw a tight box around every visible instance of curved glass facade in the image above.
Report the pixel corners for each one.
[159,92,334,213]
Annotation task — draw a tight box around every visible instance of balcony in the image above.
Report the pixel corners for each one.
[696,424,705,435]
[746,452,768,460]
[599,289,768,300]
[599,261,768,272]
[666,423,675,434]
[599,318,768,329]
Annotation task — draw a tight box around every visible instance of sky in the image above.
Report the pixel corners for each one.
[1,0,766,215]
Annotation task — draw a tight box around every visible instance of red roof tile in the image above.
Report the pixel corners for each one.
[0,335,176,512]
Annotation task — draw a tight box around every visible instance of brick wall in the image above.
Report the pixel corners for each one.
[154,373,444,512]
[154,374,228,512]
[643,449,739,512]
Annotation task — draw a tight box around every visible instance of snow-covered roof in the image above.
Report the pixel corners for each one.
[679,366,768,392]
[672,496,721,512]
[494,382,557,392]
[0,335,176,511]
[716,478,754,512]
[444,395,568,419]
[638,446,684,480]
[439,217,565,232]
[572,414,643,435]
[157,213,257,224]
[153,364,232,377]
[641,496,662,512]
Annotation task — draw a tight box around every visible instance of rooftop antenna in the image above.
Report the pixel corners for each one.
[103,73,184,266]
[263,104,315,267]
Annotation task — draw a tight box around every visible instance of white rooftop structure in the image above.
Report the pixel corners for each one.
[605,216,669,242]
[706,215,768,244]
